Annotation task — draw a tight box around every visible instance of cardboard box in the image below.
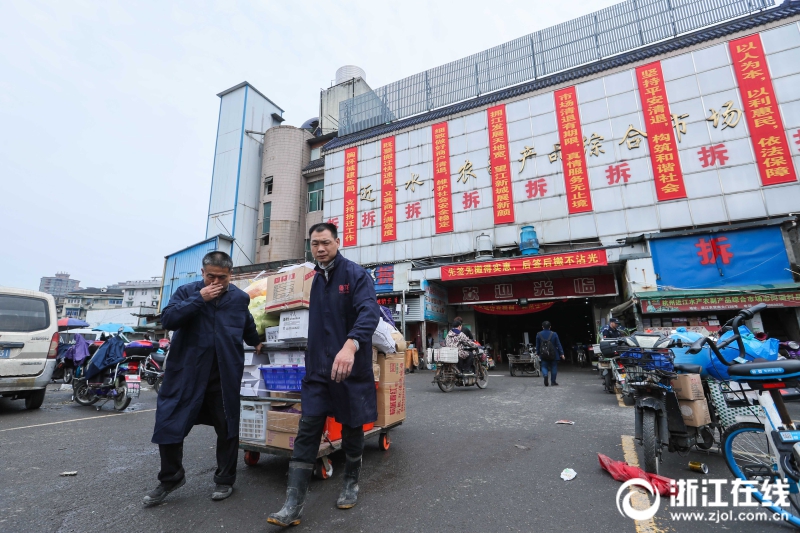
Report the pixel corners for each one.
[378,353,405,383]
[671,373,705,400]
[243,364,261,380]
[265,264,315,313]
[679,399,711,427]
[372,346,378,363]
[391,331,407,353]
[265,326,280,344]
[278,309,310,340]
[373,363,381,382]
[268,351,306,365]
[268,411,302,433]
[377,378,406,427]
[266,429,296,450]
[269,391,302,407]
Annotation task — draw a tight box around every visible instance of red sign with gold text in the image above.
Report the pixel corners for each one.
[432,122,454,233]
[343,147,358,247]
[554,87,593,213]
[380,137,396,242]
[635,62,687,200]
[474,302,555,315]
[440,249,608,281]
[729,34,797,186]
[448,274,617,303]
[487,104,515,224]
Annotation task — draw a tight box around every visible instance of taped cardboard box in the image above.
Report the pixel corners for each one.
[265,264,315,313]
[266,430,296,450]
[373,363,381,382]
[391,331,407,353]
[269,391,302,408]
[377,378,406,427]
[671,374,704,400]
[679,398,711,427]
[268,411,301,433]
[278,309,310,340]
[378,353,405,384]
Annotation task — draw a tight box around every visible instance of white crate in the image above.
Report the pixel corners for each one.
[240,400,269,442]
[435,347,459,363]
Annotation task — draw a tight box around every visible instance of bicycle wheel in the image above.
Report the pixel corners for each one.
[723,422,800,526]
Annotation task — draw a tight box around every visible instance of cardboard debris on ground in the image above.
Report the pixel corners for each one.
[514,444,530,450]
[555,420,575,425]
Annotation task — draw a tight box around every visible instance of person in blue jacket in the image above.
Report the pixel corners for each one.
[536,321,565,386]
[144,251,261,505]
[269,222,380,527]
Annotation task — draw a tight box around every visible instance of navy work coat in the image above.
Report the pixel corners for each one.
[302,253,380,427]
[152,281,260,445]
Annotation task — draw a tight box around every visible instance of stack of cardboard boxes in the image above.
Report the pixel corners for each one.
[671,374,711,426]
[375,331,408,427]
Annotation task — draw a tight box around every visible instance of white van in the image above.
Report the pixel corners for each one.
[0,287,59,409]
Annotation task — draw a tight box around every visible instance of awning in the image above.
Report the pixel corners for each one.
[636,284,800,313]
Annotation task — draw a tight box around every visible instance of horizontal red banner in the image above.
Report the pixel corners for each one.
[473,302,554,315]
[441,250,608,281]
[448,274,617,304]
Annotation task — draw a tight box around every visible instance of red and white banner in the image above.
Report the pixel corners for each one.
[554,86,593,214]
[343,147,358,247]
[440,249,608,281]
[447,274,617,304]
[487,104,515,225]
[380,137,396,242]
[635,62,687,201]
[432,122,454,233]
[473,302,554,315]
[729,34,797,186]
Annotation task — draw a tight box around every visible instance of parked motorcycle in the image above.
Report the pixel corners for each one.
[72,333,141,411]
[779,340,800,360]
[574,344,589,368]
[52,344,76,384]
[141,348,168,394]
[433,344,488,392]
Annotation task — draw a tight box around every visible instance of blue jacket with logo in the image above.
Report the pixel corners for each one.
[302,253,380,427]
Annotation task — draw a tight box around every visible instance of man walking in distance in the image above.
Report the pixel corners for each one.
[144,251,261,504]
[269,222,380,527]
[536,321,565,386]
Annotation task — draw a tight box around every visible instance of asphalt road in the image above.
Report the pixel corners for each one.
[1,365,797,533]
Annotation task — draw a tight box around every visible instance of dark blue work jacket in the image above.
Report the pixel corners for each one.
[302,253,379,427]
[152,281,260,444]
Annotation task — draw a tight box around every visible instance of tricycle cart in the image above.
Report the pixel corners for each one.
[238,395,403,479]
[507,349,541,377]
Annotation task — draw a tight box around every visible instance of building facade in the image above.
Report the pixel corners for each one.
[61,287,125,320]
[320,2,800,353]
[115,277,163,309]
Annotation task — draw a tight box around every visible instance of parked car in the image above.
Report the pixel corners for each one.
[0,287,59,409]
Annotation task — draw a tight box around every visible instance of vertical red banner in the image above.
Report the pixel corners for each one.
[729,34,797,186]
[487,105,516,224]
[554,87,593,214]
[380,137,396,242]
[635,62,687,201]
[432,122,454,233]
[343,147,358,247]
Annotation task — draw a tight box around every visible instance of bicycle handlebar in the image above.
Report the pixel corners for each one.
[684,303,767,366]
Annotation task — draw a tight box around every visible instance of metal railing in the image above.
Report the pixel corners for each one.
[338,0,775,136]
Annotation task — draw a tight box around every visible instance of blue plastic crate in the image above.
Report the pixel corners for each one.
[260,365,306,392]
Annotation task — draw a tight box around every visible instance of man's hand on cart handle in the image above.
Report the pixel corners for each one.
[331,340,357,383]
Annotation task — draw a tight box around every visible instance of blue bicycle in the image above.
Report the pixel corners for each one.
[688,303,800,527]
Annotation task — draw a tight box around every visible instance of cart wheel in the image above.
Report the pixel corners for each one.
[243,450,260,466]
[379,433,391,451]
[314,457,333,480]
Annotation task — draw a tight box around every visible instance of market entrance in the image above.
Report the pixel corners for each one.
[474,299,595,361]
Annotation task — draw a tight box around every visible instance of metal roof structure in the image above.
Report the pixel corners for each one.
[324,0,800,153]
[216,81,285,113]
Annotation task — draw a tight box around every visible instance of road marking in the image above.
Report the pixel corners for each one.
[617,392,631,408]
[488,374,505,377]
[0,408,156,432]
[621,435,663,533]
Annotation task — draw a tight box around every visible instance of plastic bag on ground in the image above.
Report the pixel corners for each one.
[598,453,675,496]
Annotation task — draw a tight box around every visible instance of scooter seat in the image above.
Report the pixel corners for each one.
[727,359,800,379]
[151,352,166,364]
[673,363,703,374]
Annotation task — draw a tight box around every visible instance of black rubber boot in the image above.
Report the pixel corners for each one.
[267,462,313,526]
[336,455,362,509]
[544,376,549,387]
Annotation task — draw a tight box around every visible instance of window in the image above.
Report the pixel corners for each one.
[308,181,324,212]
[141,290,147,295]
[65,308,81,318]
[262,202,272,235]
[264,176,273,195]
[108,299,123,305]
[0,295,50,332]
[304,239,314,262]
[310,147,321,160]
[126,302,133,307]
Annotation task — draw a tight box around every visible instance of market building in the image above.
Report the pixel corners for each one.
[319,0,800,356]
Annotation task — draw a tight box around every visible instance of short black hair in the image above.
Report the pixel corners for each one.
[202,251,233,270]
[453,317,463,327]
[542,321,551,329]
[309,222,338,239]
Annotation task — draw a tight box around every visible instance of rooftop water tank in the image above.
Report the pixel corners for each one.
[519,226,540,255]
[336,65,366,85]
[476,233,493,259]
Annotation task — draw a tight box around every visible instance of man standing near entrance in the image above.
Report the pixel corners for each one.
[536,321,565,386]
[601,317,624,338]
[269,222,379,527]
[145,251,261,504]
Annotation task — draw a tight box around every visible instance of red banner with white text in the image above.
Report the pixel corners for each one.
[343,147,358,247]
[441,250,608,281]
[555,86,593,214]
[432,122,454,233]
[473,302,555,315]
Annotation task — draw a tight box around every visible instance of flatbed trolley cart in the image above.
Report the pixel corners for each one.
[507,351,541,377]
[238,395,403,479]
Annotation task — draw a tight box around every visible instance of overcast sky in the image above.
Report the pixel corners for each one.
[1,0,619,291]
